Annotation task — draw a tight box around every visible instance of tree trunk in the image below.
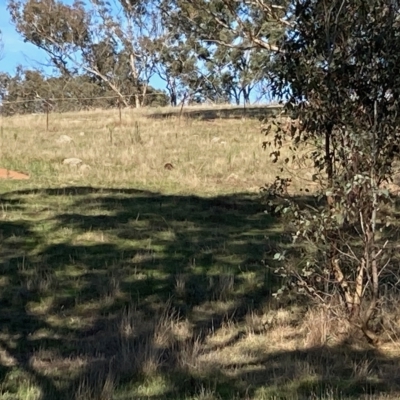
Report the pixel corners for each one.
[140,84,148,107]
[170,91,177,106]
[243,87,250,105]
[83,66,128,107]
[134,94,140,108]
[129,54,141,108]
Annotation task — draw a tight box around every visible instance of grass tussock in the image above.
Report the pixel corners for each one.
[0,105,399,399]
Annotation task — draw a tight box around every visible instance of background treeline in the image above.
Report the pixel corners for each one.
[0,0,274,115]
[0,68,169,116]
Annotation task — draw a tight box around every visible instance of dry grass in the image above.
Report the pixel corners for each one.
[0,105,314,195]
[0,105,399,399]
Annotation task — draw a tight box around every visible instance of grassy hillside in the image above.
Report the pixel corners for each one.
[0,105,399,400]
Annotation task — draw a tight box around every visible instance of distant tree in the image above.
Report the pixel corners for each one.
[178,0,400,343]
[208,47,267,105]
[151,32,201,106]
[257,0,400,343]
[0,72,11,105]
[0,66,168,115]
[158,0,285,104]
[8,1,89,74]
[7,0,283,106]
[88,0,162,107]
[7,0,163,107]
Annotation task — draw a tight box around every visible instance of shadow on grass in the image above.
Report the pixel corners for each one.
[147,105,282,121]
[0,186,398,399]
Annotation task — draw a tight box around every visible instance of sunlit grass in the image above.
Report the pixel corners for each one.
[0,105,308,195]
[0,106,399,399]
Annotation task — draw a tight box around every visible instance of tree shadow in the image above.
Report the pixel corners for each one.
[147,105,282,121]
[0,186,399,399]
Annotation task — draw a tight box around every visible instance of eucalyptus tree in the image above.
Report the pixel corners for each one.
[174,0,400,342]
[7,0,161,107]
[158,0,281,104]
[266,0,400,343]
[151,30,202,106]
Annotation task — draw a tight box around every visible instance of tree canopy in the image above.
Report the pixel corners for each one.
[6,0,283,106]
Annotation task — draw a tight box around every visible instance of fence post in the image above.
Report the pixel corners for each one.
[46,100,49,132]
[118,98,122,125]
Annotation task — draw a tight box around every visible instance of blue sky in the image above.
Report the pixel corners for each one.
[0,1,51,74]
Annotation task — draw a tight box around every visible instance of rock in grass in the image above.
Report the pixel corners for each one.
[63,157,83,166]
[56,135,73,144]
[79,163,91,172]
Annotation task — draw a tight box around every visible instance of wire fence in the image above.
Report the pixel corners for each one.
[0,92,169,115]
[0,93,170,131]
[0,94,282,131]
